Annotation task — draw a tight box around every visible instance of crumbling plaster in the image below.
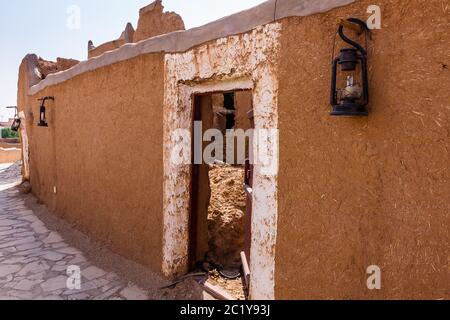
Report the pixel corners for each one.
[163,22,281,300]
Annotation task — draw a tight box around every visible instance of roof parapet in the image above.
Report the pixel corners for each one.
[28,0,356,95]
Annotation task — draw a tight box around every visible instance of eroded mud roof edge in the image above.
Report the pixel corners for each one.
[27,0,355,95]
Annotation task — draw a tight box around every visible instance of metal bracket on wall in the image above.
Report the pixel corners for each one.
[37,96,55,127]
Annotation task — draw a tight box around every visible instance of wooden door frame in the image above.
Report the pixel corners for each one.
[188,94,202,270]
[243,108,255,264]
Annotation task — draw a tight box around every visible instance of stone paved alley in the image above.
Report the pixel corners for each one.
[0,162,206,300]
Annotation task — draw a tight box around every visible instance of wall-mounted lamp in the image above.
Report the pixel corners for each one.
[6,106,21,132]
[330,18,370,117]
[37,96,54,127]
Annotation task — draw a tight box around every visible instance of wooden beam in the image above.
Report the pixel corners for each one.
[241,251,251,289]
[200,282,236,301]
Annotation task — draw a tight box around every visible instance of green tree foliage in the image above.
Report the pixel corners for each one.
[1,128,19,139]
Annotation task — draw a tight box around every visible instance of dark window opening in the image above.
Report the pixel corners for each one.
[223,92,236,130]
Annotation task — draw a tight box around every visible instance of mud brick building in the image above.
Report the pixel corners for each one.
[16,0,449,299]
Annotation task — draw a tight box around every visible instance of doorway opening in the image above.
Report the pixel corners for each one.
[190,90,253,300]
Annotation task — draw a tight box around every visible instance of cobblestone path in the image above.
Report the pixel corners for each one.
[0,163,149,300]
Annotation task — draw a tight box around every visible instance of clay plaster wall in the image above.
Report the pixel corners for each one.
[133,0,185,43]
[276,0,449,299]
[0,142,21,149]
[0,148,21,164]
[0,138,20,143]
[17,53,165,272]
[88,39,126,59]
[163,22,281,300]
[88,23,136,59]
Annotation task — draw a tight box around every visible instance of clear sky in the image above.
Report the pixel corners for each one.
[0,0,266,121]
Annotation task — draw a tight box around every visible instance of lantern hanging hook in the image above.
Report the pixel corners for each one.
[337,18,370,56]
[38,96,55,106]
[37,96,54,127]
[6,106,21,132]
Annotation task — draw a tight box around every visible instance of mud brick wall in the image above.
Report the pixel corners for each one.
[276,0,449,299]
[17,53,165,272]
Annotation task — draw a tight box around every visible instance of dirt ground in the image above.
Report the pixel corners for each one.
[207,270,246,300]
[205,164,247,300]
[207,164,246,269]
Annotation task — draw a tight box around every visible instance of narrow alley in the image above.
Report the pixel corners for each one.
[0,162,205,300]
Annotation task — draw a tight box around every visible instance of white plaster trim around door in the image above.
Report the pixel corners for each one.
[162,22,281,300]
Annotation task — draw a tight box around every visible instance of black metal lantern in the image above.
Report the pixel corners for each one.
[11,117,21,132]
[37,96,54,127]
[6,106,21,132]
[330,18,370,117]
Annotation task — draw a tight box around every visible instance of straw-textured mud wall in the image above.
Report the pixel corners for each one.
[17,53,165,271]
[276,0,449,299]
